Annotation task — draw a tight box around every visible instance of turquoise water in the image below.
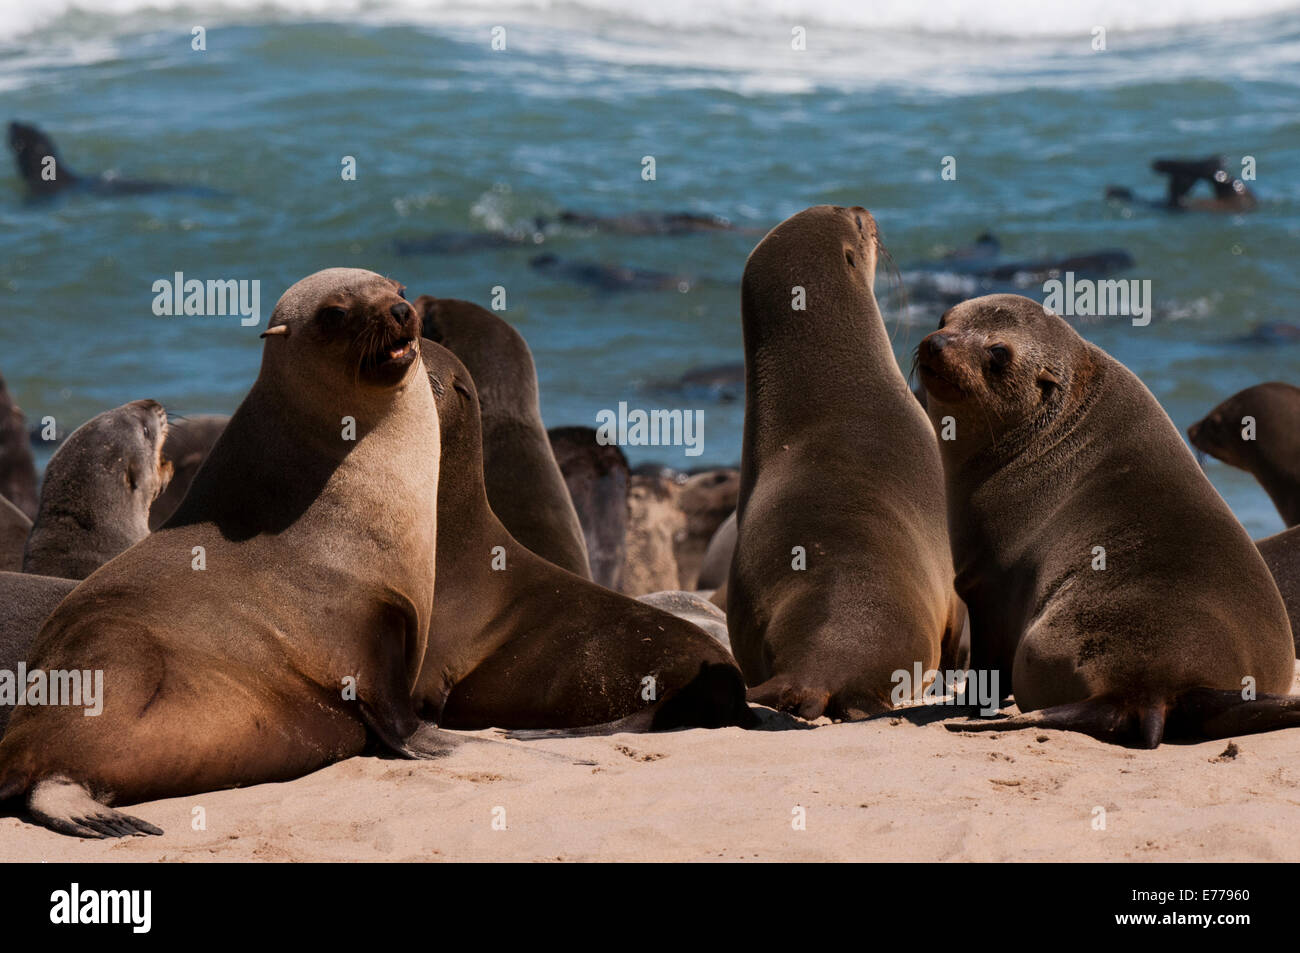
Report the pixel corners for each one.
[0,1,1297,535]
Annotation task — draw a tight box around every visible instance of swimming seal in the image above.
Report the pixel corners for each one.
[7,121,222,199]
[0,372,37,520]
[148,414,230,530]
[1189,382,1300,528]
[729,205,963,720]
[415,295,590,578]
[0,268,452,838]
[0,495,30,572]
[414,341,752,732]
[22,400,173,580]
[919,294,1297,747]
[548,426,629,589]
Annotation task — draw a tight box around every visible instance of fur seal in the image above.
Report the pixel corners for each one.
[1188,382,1300,528]
[548,426,629,589]
[620,472,686,596]
[1258,527,1300,653]
[0,495,30,573]
[22,401,173,580]
[529,254,695,293]
[7,121,222,199]
[919,294,1297,747]
[0,571,77,734]
[414,296,590,578]
[0,373,37,520]
[414,341,751,732]
[729,205,962,720]
[148,414,230,530]
[0,268,453,838]
[637,590,731,653]
[1105,156,1257,212]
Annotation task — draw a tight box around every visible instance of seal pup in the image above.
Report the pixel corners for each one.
[1189,383,1300,528]
[0,268,450,838]
[0,495,30,573]
[548,426,629,589]
[415,295,590,578]
[620,472,685,596]
[22,401,173,580]
[0,571,77,734]
[729,205,962,720]
[1258,527,1300,653]
[7,121,222,199]
[148,414,230,530]
[0,373,37,520]
[415,342,752,732]
[919,294,1297,747]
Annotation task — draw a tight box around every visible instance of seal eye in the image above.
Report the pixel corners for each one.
[318,306,347,326]
[987,345,1012,369]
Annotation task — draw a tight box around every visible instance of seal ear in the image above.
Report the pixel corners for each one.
[1037,367,1062,395]
[260,325,289,339]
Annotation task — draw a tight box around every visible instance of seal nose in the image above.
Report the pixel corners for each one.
[390,302,412,322]
[928,334,950,353]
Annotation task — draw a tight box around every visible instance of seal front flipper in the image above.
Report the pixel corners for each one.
[27,779,162,839]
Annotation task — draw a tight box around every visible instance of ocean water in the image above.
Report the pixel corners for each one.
[0,0,1297,536]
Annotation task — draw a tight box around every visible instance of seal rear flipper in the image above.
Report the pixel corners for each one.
[1171,688,1300,739]
[944,696,1168,748]
[27,778,162,839]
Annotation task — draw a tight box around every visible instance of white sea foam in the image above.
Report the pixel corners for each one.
[2,0,1297,43]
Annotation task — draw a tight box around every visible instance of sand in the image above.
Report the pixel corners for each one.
[6,680,1300,862]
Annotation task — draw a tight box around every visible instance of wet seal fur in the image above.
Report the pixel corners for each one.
[1189,382,1300,528]
[919,294,1297,747]
[414,341,753,733]
[22,400,173,580]
[729,205,962,720]
[0,268,453,837]
[415,296,590,578]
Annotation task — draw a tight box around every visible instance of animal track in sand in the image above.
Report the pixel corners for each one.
[615,745,666,762]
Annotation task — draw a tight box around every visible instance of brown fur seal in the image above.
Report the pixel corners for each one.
[919,294,1297,747]
[148,414,229,530]
[1258,527,1300,653]
[0,373,37,520]
[414,295,590,577]
[414,341,752,732]
[0,495,30,572]
[0,268,454,838]
[1188,382,1300,528]
[0,571,77,734]
[22,400,173,580]
[620,472,685,596]
[548,425,628,589]
[730,205,962,720]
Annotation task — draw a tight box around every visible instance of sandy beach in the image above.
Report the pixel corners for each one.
[6,683,1300,863]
